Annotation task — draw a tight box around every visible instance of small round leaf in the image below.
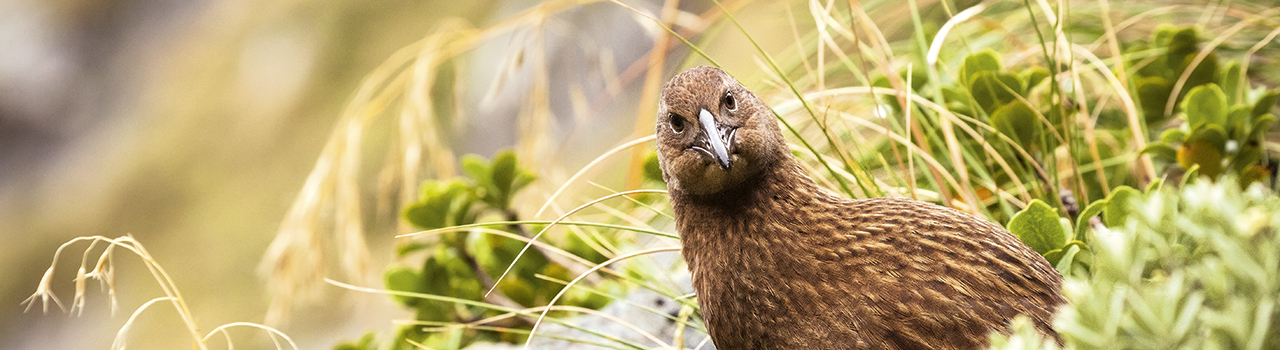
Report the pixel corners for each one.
[1007,199,1067,255]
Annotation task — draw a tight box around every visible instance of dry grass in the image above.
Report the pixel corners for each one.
[23,235,298,350]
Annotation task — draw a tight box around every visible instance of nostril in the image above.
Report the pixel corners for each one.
[724,128,738,154]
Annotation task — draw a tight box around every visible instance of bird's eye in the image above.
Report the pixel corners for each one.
[723,91,737,111]
[669,113,685,133]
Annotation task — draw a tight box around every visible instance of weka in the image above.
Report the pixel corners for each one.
[655,66,1065,349]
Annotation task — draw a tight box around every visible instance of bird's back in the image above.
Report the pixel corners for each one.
[681,192,1064,350]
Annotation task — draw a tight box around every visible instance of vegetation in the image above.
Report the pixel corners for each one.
[22,0,1280,349]
[22,236,299,349]
[992,178,1280,350]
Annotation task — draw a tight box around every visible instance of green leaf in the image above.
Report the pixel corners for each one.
[396,241,431,256]
[1183,83,1228,128]
[465,226,553,307]
[1076,198,1108,241]
[1042,248,1064,267]
[456,150,536,211]
[969,72,1022,114]
[1179,135,1225,178]
[1221,61,1241,104]
[990,101,1039,148]
[1233,147,1263,173]
[941,86,973,115]
[874,68,930,92]
[1185,124,1227,151]
[1137,77,1173,121]
[1054,244,1082,274]
[1227,106,1252,139]
[1140,143,1178,161]
[1150,25,1176,48]
[419,247,483,308]
[1165,27,1200,55]
[1238,164,1272,187]
[490,150,518,209]
[1160,128,1187,143]
[1181,163,1201,187]
[1145,178,1164,194]
[1172,51,1218,99]
[332,332,378,350]
[1132,45,1166,78]
[1252,90,1277,117]
[1021,67,1050,92]
[384,265,423,307]
[461,154,491,186]
[1007,199,1067,255]
[403,180,476,229]
[1248,113,1276,141]
[962,49,1002,78]
[1103,186,1141,227]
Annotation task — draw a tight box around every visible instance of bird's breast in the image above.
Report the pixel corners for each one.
[681,210,878,348]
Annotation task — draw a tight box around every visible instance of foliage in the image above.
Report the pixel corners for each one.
[355,149,627,349]
[1130,26,1220,122]
[1141,80,1277,181]
[1128,26,1279,184]
[993,178,1280,349]
[1006,199,1080,273]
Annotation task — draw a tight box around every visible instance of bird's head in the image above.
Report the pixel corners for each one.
[656,66,785,196]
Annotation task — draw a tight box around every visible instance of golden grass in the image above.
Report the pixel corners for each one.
[23,235,298,350]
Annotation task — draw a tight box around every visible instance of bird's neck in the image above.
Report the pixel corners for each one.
[671,155,830,215]
[670,155,836,270]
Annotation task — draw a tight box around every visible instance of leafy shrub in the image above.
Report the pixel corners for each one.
[993,178,1280,349]
[361,150,622,349]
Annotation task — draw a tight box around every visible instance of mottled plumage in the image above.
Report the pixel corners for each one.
[655,66,1065,349]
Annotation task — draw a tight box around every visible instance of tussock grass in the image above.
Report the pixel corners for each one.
[259,0,610,324]
[23,235,298,350]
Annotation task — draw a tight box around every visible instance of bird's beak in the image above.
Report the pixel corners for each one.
[697,109,735,170]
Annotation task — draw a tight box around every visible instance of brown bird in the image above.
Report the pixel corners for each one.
[655,66,1065,349]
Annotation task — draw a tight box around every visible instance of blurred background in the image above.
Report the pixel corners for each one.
[0,0,645,348]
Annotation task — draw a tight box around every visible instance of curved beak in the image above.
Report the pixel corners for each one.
[696,109,735,170]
